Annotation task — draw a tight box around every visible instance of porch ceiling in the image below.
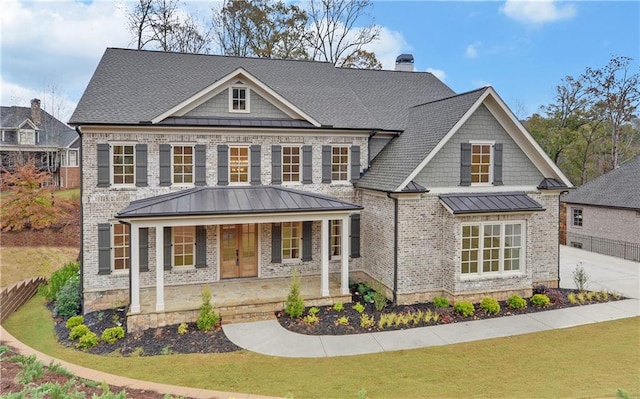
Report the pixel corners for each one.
[116,186,362,220]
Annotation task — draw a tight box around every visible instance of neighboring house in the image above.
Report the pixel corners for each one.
[70,48,571,331]
[562,155,640,261]
[0,99,80,188]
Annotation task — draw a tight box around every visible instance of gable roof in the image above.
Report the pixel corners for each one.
[562,155,640,210]
[69,48,454,130]
[0,105,77,148]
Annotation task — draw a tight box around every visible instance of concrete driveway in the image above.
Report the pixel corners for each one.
[559,245,639,299]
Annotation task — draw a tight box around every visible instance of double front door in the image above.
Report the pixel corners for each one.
[220,224,258,279]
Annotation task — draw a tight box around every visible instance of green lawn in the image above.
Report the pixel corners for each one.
[4,296,639,399]
[53,188,80,201]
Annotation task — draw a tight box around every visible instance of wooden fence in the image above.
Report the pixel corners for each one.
[0,277,46,323]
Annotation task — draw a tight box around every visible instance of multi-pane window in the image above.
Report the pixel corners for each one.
[68,150,78,166]
[461,222,523,275]
[112,144,135,185]
[282,146,300,182]
[282,222,301,260]
[572,208,583,227]
[113,223,130,271]
[230,87,248,112]
[173,145,193,184]
[471,144,491,184]
[330,220,342,257]
[229,146,249,183]
[332,146,349,181]
[173,226,195,267]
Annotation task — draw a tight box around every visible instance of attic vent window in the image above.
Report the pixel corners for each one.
[229,86,250,113]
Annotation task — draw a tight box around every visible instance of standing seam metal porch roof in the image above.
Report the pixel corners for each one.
[116,186,362,219]
[439,192,545,215]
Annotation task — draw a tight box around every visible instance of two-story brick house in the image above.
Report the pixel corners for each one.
[70,48,571,331]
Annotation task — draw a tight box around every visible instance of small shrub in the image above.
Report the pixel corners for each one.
[532,284,548,295]
[48,361,74,378]
[160,346,173,356]
[336,316,349,326]
[39,261,80,301]
[394,313,410,327]
[54,277,81,318]
[411,310,424,325]
[585,291,595,302]
[372,290,387,312]
[576,291,586,304]
[507,295,527,310]
[567,293,578,304]
[433,297,450,308]
[177,323,188,335]
[360,313,375,328]
[378,313,395,328]
[593,291,602,302]
[197,286,220,331]
[303,313,319,324]
[480,297,500,315]
[101,326,125,344]
[308,307,320,316]
[530,294,551,307]
[547,289,565,306]
[573,263,590,291]
[357,282,371,295]
[454,301,475,317]
[284,269,305,318]
[69,324,90,340]
[611,292,621,300]
[601,290,610,301]
[76,331,99,349]
[424,309,437,323]
[65,315,84,330]
[353,302,365,313]
[17,355,44,384]
[332,302,344,312]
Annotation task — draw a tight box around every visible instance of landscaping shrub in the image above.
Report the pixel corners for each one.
[453,301,475,317]
[547,289,565,306]
[303,313,319,324]
[532,284,548,295]
[353,302,365,313]
[284,270,305,318]
[336,316,349,325]
[76,332,99,349]
[507,295,527,310]
[332,302,344,312]
[360,313,375,328]
[433,297,450,308]
[40,261,80,302]
[530,294,551,307]
[177,323,188,335]
[54,277,80,318]
[69,324,90,340]
[101,326,125,344]
[480,297,500,315]
[573,262,590,291]
[197,286,220,331]
[372,290,387,311]
[65,315,84,330]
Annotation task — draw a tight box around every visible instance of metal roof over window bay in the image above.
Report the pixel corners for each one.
[439,192,545,215]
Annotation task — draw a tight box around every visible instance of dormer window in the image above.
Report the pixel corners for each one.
[229,86,250,113]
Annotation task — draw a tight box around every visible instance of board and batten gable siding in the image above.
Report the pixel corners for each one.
[413,104,543,188]
[184,88,290,119]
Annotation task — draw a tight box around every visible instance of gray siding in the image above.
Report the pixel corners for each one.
[414,105,543,187]
[185,89,290,119]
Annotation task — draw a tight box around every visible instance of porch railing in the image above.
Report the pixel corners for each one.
[567,232,640,262]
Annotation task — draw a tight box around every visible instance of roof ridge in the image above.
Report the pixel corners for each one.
[409,86,489,110]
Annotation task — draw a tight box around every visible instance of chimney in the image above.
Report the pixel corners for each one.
[395,54,414,72]
[31,98,41,126]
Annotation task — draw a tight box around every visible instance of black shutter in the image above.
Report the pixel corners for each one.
[164,226,172,270]
[97,144,110,187]
[159,144,171,186]
[302,221,313,261]
[195,226,207,268]
[217,145,228,186]
[135,144,148,187]
[271,145,282,185]
[322,145,331,183]
[460,143,472,186]
[350,214,361,258]
[350,145,360,183]
[194,145,207,186]
[302,145,312,184]
[493,143,503,186]
[271,223,282,263]
[98,223,111,275]
[139,228,149,272]
[250,145,261,185]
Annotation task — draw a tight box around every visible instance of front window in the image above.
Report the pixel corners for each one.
[282,146,300,183]
[230,86,249,112]
[471,143,492,184]
[113,223,130,271]
[68,150,78,166]
[173,145,194,184]
[331,220,342,257]
[332,146,349,182]
[461,222,523,275]
[572,208,583,227]
[112,144,135,185]
[229,146,249,183]
[173,226,195,267]
[282,222,301,261]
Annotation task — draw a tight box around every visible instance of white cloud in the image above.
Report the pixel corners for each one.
[0,77,78,123]
[353,26,410,70]
[426,68,447,82]
[500,0,576,25]
[465,42,481,58]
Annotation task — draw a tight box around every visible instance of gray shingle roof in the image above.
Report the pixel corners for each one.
[158,116,314,129]
[357,87,488,192]
[1,106,77,147]
[116,186,362,219]
[562,155,640,210]
[440,192,545,215]
[69,48,454,130]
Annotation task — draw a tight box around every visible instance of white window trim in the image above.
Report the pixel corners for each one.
[331,145,351,183]
[572,208,583,228]
[171,144,195,187]
[468,140,494,186]
[228,85,250,113]
[460,220,526,279]
[282,221,302,263]
[68,150,78,167]
[330,219,342,260]
[281,145,302,184]
[110,143,136,187]
[112,223,130,274]
[172,226,196,268]
[228,144,251,186]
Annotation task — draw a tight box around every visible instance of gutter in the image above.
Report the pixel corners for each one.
[75,126,84,313]
[558,190,569,288]
[387,192,399,305]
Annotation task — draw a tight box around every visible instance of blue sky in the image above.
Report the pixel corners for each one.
[1,0,638,122]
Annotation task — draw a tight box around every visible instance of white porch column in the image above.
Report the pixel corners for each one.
[321,218,330,296]
[130,223,140,313]
[341,215,350,295]
[155,226,165,312]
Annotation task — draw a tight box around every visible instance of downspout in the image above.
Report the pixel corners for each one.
[75,126,84,313]
[387,192,399,305]
[558,191,569,288]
